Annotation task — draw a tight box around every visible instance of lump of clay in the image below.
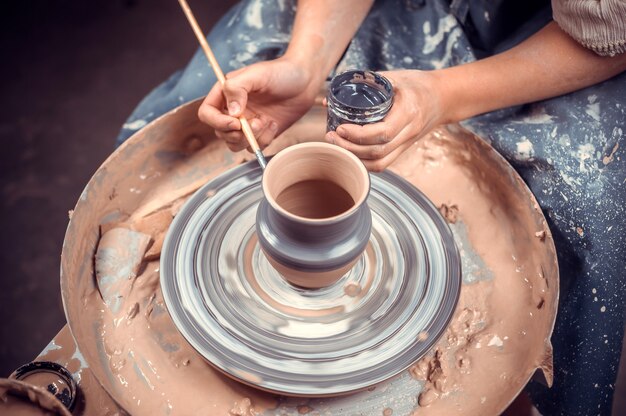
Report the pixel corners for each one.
[95,227,152,314]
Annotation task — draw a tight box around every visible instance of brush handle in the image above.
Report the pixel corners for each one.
[178,0,267,168]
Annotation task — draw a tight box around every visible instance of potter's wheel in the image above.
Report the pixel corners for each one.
[161,162,461,396]
[60,100,558,415]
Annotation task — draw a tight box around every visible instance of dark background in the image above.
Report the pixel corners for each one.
[0,0,234,376]
[0,1,624,414]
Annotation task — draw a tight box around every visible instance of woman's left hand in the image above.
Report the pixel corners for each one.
[325,70,444,171]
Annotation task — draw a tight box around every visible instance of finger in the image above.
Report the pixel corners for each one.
[226,142,247,153]
[362,137,417,172]
[242,113,273,149]
[219,116,268,151]
[248,116,270,145]
[325,130,405,161]
[223,68,268,117]
[334,109,405,146]
[255,120,279,149]
[198,83,240,130]
[216,129,248,151]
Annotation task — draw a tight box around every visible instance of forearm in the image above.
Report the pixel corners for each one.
[283,0,374,87]
[435,22,626,123]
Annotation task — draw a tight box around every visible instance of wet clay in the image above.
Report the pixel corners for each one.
[60,101,557,416]
[275,179,355,219]
[389,127,556,413]
[95,227,152,314]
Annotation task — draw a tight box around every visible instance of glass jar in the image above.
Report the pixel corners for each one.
[327,70,394,131]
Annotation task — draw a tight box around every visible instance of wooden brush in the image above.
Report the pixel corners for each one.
[178,0,268,169]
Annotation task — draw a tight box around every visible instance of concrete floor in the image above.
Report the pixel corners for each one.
[0,0,624,414]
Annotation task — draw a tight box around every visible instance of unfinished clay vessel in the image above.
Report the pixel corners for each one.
[256,142,372,288]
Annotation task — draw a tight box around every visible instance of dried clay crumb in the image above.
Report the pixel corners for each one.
[344,281,362,297]
[534,230,546,241]
[229,398,255,416]
[297,404,313,414]
[418,388,440,407]
[602,142,619,165]
[438,203,459,224]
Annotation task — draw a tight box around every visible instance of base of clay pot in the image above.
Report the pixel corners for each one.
[264,250,359,289]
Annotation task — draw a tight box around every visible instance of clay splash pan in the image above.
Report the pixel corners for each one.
[160,159,461,396]
[60,101,558,415]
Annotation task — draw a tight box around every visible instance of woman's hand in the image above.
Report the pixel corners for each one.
[326,22,626,172]
[198,56,321,152]
[198,0,374,152]
[325,70,445,171]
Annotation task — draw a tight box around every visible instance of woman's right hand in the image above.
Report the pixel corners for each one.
[198,56,321,152]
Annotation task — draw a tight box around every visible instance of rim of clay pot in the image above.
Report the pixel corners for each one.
[262,142,369,224]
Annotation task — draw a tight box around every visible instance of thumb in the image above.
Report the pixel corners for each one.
[222,67,266,117]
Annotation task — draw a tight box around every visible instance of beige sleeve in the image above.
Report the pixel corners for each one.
[552,0,626,56]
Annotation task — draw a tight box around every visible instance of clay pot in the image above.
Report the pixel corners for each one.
[256,142,372,288]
